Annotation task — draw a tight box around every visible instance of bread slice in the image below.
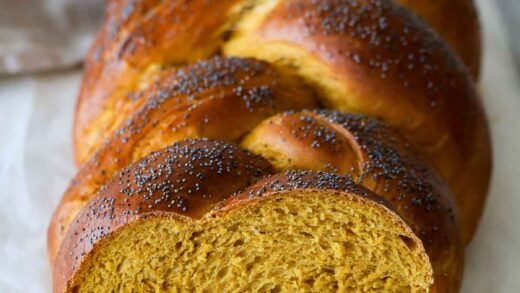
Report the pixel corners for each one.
[54,140,432,292]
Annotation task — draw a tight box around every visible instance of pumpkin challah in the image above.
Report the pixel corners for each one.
[49,0,491,292]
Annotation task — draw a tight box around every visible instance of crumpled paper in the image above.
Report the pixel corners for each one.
[0,0,519,292]
[0,0,103,75]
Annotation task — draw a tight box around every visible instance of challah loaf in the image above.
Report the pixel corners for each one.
[49,0,492,292]
[54,139,433,292]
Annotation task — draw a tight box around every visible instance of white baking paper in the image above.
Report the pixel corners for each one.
[0,0,519,292]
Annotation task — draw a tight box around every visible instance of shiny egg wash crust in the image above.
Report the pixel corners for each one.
[50,0,491,292]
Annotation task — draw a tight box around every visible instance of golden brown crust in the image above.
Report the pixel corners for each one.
[225,0,491,242]
[53,139,272,293]
[395,0,481,78]
[49,57,317,263]
[242,110,462,292]
[74,0,252,165]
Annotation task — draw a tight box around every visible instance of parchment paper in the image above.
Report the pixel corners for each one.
[0,0,519,291]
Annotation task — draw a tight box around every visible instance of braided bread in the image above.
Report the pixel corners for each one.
[49,0,491,292]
